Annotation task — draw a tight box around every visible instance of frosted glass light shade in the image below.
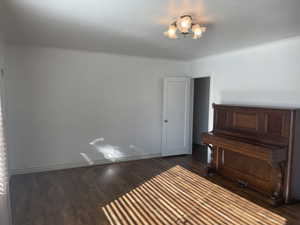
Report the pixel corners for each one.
[192,24,202,39]
[176,16,192,33]
[164,25,178,39]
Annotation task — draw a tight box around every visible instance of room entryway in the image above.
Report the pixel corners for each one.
[192,77,210,163]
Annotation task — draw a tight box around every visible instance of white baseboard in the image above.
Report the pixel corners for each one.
[10,153,162,175]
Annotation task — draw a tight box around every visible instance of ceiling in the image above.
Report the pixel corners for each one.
[1,0,300,60]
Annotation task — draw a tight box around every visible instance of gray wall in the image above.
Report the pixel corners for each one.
[6,35,300,178]
[6,45,190,174]
[191,36,300,130]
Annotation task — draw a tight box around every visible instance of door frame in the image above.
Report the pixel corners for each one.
[190,74,213,160]
[161,77,191,156]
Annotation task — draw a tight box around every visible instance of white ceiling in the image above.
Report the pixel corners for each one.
[1,0,300,60]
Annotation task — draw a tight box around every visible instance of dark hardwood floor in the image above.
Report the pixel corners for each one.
[10,156,300,225]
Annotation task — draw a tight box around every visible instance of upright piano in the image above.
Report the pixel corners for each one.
[202,104,300,205]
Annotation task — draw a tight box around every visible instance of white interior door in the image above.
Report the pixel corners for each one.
[162,77,191,156]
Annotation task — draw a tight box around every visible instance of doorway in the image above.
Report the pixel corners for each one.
[192,77,210,163]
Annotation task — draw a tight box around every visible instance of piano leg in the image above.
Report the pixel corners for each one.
[206,144,217,177]
[270,161,285,206]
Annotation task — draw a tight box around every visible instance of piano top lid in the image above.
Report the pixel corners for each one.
[213,103,300,111]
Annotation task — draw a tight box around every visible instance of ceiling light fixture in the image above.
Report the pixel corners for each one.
[164,15,207,40]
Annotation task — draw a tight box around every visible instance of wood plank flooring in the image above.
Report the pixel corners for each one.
[10,156,300,225]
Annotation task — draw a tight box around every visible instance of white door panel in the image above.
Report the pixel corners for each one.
[162,77,190,156]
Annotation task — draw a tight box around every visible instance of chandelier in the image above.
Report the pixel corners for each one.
[164,15,207,40]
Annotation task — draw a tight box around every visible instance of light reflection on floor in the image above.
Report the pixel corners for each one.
[89,138,125,161]
[86,137,146,163]
[101,165,286,225]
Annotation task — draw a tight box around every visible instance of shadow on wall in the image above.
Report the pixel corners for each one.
[80,137,147,165]
[219,90,300,107]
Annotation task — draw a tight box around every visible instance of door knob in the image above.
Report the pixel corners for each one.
[164,120,168,123]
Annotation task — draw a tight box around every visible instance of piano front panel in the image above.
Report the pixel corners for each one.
[213,105,291,146]
[264,111,290,138]
[217,148,273,195]
[232,112,258,131]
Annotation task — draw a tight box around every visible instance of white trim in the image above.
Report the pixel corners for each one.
[191,73,213,78]
[161,77,168,155]
[10,153,161,175]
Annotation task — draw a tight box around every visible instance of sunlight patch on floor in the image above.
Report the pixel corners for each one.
[101,165,287,225]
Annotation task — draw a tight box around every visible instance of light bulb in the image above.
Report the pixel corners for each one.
[168,28,176,35]
[194,29,202,36]
[181,20,189,28]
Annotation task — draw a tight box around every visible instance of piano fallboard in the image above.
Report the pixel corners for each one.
[202,132,287,164]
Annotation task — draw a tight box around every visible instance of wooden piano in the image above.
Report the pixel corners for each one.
[202,104,300,205]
